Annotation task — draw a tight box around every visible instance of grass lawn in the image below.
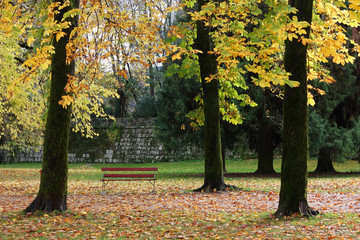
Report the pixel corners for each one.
[0,159,359,239]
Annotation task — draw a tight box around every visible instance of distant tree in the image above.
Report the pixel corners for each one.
[254,89,282,174]
[309,27,360,170]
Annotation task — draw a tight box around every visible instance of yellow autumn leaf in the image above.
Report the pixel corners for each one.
[40,61,50,70]
[171,52,182,61]
[27,36,35,47]
[56,31,67,42]
[308,91,315,106]
[333,55,345,65]
[58,95,73,108]
[320,47,332,58]
[308,98,315,106]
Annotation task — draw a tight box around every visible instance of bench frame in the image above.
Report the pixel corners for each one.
[100,167,158,192]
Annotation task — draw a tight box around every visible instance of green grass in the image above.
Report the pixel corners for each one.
[1,158,359,181]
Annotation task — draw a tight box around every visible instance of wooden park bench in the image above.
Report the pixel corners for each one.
[100,167,158,192]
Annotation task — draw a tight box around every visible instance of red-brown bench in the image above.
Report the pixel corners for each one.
[100,167,158,192]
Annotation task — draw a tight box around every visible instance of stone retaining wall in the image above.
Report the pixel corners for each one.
[0,118,203,164]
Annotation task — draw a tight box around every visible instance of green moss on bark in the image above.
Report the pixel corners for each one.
[276,0,319,217]
[194,0,229,192]
[25,0,79,213]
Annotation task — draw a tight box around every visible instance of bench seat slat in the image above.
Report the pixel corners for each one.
[103,173,155,178]
[101,178,157,181]
[101,167,157,171]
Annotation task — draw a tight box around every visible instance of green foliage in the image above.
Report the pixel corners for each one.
[0,25,46,150]
[134,95,158,118]
[106,123,124,143]
[155,62,203,152]
[309,110,360,161]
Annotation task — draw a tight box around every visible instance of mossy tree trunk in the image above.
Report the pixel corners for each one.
[275,0,319,217]
[194,0,228,192]
[25,0,78,213]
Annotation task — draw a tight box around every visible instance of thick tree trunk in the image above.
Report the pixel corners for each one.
[256,91,275,173]
[194,0,229,192]
[24,0,78,213]
[275,0,318,217]
[315,146,337,173]
[256,119,275,173]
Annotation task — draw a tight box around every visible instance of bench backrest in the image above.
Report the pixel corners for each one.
[101,167,158,179]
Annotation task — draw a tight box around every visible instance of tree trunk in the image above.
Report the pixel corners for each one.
[194,0,228,192]
[275,0,318,217]
[256,90,275,173]
[115,88,126,118]
[256,119,275,173]
[24,0,78,213]
[315,146,337,173]
[149,63,155,97]
[222,144,227,173]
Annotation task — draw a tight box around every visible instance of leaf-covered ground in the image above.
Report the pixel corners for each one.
[1,166,360,239]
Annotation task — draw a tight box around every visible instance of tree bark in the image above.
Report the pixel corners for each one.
[115,88,126,118]
[222,144,227,173]
[24,0,78,213]
[256,118,275,173]
[315,146,337,173]
[275,0,319,217]
[194,0,228,192]
[256,91,275,173]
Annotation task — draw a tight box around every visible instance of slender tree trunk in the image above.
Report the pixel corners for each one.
[115,88,126,118]
[25,0,78,213]
[194,0,228,192]
[275,0,318,217]
[149,62,155,97]
[222,144,227,173]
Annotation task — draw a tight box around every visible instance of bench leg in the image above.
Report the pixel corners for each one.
[148,180,156,193]
[101,180,109,193]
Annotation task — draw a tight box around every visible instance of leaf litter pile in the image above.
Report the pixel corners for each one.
[1,168,360,239]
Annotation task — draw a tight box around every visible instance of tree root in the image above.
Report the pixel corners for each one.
[24,194,67,213]
[193,183,241,192]
[275,199,319,218]
[299,199,319,218]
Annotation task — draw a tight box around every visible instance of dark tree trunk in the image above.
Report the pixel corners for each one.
[25,0,78,213]
[256,119,275,173]
[315,146,337,172]
[256,90,275,173]
[115,88,126,118]
[275,0,319,218]
[194,0,229,192]
[222,145,227,173]
[149,63,155,97]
